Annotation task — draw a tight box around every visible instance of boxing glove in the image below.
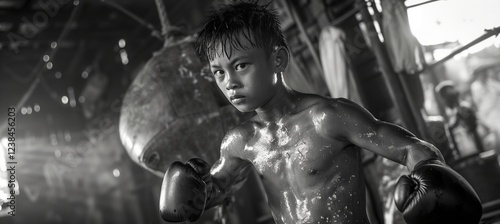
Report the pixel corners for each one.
[394,159,482,224]
[159,158,212,222]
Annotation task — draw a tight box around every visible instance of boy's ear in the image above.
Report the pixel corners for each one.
[273,46,289,73]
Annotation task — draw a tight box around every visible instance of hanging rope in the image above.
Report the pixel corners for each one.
[153,0,197,47]
[154,0,176,47]
[154,0,171,36]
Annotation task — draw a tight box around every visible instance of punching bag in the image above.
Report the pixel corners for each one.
[119,39,246,176]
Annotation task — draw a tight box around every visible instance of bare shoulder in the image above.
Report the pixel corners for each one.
[311,97,371,117]
[303,96,374,137]
[220,120,255,158]
[304,96,358,116]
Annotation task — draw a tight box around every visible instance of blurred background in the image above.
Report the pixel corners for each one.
[0,0,499,223]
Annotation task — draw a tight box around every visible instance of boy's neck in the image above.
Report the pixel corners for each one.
[255,79,299,123]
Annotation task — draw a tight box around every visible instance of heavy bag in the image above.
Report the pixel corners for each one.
[119,40,245,176]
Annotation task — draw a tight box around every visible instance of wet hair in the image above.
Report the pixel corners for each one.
[195,1,288,61]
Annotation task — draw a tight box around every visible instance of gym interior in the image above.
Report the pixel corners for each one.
[0,0,499,223]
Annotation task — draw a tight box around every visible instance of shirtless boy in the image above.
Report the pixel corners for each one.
[159,2,481,224]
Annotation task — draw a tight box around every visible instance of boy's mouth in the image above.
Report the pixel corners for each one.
[230,95,245,104]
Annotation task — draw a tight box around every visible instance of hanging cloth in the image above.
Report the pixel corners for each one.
[319,26,361,102]
[381,0,425,74]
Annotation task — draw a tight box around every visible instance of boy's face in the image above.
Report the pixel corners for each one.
[440,86,459,108]
[209,35,280,113]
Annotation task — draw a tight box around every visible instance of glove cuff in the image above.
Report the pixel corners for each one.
[414,158,444,170]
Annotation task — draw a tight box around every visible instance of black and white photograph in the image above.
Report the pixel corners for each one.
[0,0,499,223]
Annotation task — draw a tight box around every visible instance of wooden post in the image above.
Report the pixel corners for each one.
[355,0,424,137]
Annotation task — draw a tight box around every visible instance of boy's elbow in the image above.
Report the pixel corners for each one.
[207,167,251,208]
[419,140,445,162]
[406,140,445,170]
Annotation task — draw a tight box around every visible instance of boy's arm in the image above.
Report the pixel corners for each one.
[332,98,443,171]
[159,129,253,222]
[206,149,253,208]
[204,129,254,209]
[331,98,482,224]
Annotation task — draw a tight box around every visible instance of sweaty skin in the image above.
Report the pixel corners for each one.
[205,36,443,224]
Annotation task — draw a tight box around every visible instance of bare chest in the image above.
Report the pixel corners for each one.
[243,121,346,181]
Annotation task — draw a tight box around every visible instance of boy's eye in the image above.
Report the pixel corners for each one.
[213,70,224,77]
[235,63,247,70]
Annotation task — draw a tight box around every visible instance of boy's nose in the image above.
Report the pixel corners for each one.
[225,81,240,90]
[225,74,240,90]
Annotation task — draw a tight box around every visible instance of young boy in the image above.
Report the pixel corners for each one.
[160,2,482,224]
[436,80,486,156]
